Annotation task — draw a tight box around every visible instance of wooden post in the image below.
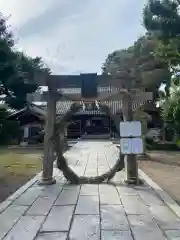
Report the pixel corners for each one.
[39,86,56,185]
[133,109,148,159]
[109,117,112,138]
[140,118,148,158]
[122,94,138,184]
[112,115,121,138]
[63,127,68,150]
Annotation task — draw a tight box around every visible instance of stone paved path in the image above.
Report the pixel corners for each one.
[0,141,180,239]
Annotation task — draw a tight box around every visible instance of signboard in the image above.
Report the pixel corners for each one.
[120,138,131,154]
[131,138,144,154]
[120,138,143,155]
[120,121,141,137]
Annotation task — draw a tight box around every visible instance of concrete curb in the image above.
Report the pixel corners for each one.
[139,169,180,218]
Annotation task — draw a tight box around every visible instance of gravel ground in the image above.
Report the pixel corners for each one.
[139,151,180,205]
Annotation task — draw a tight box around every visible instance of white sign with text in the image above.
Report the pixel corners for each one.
[120,138,143,155]
[120,121,142,137]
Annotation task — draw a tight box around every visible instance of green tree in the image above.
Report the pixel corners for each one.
[143,0,180,40]
[0,104,21,144]
[102,35,170,98]
[143,0,180,73]
[161,85,180,132]
[0,13,49,109]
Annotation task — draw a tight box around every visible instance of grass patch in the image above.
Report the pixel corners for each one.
[0,151,42,182]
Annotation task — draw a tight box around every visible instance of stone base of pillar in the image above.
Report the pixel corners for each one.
[37,177,56,186]
[124,178,144,185]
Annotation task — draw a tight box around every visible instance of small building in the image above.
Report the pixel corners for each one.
[6,100,159,143]
[7,101,121,141]
[6,104,45,144]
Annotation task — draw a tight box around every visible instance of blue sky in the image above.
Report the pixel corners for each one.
[0,0,146,74]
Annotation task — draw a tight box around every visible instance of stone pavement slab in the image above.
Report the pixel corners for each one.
[0,141,180,240]
[26,196,56,216]
[101,205,129,230]
[36,232,67,240]
[0,205,28,239]
[101,230,133,240]
[13,187,42,206]
[55,188,79,205]
[128,214,166,240]
[99,184,121,205]
[131,226,166,240]
[75,195,99,214]
[80,184,98,195]
[3,216,45,240]
[41,205,75,232]
[165,230,180,240]
[121,195,150,215]
[69,215,100,240]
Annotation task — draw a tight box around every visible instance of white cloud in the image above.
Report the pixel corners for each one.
[0,0,56,26]
[0,0,146,74]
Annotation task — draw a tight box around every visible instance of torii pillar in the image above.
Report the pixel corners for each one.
[39,83,57,185]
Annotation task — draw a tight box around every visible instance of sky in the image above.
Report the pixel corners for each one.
[0,0,146,75]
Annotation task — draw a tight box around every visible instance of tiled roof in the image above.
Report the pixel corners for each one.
[7,100,150,120]
[56,100,146,115]
[7,103,46,119]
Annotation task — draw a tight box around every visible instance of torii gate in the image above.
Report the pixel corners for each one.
[32,73,152,185]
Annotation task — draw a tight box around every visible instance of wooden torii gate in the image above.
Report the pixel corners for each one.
[33,73,152,185]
